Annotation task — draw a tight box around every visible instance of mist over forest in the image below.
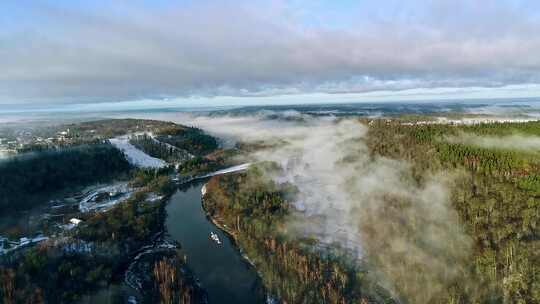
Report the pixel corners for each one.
[2,1,540,302]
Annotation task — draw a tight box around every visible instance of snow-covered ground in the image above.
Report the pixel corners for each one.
[79,183,133,213]
[109,136,167,168]
[201,184,207,196]
[124,237,177,291]
[200,163,252,178]
[0,235,49,255]
[181,163,252,184]
[0,150,14,159]
[145,192,165,203]
[59,239,94,254]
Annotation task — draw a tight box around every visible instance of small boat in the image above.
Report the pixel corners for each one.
[210,232,222,245]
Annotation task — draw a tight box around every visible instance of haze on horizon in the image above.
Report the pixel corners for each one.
[1,0,540,108]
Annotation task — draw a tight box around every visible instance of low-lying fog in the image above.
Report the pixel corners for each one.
[447,133,540,151]
[127,111,474,302]
[4,107,540,301]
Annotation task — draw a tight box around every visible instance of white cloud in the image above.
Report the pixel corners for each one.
[1,0,540,104]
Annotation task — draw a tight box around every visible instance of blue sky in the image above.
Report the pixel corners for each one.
[1,0,540,107]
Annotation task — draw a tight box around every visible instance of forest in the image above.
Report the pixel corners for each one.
[0,169,205,303]
[129,134,193,163]
[153,125,218,156]
[203,166,394,304]
[201,119,540,304]
[127,128,225,177]
[0,119,219,303]
[0,144,131,212]
[126,124,219,163]
[2,117,539,303]
[366,119,540,303]
[63,119,182,139]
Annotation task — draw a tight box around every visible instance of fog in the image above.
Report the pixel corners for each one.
[144,111,474,302]
[447,132,540,151]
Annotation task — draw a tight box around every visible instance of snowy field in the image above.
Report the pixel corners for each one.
[109,136,167,168]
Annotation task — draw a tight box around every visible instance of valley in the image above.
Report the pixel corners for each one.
[1,111,540,304]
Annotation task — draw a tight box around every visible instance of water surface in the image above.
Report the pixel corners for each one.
[166,181,265,304]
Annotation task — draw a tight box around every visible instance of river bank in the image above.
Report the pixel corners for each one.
[201,169,396,304]
[165,180,266,303]
[201,183,280,304]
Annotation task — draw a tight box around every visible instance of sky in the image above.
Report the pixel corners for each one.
[1,0,540,108]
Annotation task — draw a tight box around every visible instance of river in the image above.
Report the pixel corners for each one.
[80,179,266,304]
[166,180,266,303]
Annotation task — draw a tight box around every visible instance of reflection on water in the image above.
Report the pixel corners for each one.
[166,181,266,304]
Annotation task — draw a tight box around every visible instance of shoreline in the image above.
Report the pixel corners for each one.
[199,181,276,303]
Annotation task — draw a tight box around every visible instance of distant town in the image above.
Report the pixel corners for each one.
[0,127,92,158]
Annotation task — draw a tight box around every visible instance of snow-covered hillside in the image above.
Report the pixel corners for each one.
[109,136,167,168]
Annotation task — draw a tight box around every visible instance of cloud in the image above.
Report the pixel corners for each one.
[1,0,540,103]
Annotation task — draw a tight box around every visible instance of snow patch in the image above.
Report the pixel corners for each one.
[200,163,251,178]
[145,192,164,203]
[109,136,167,168]
[0,235,49,255]
[79,183,133,213]
[201,184,207,196]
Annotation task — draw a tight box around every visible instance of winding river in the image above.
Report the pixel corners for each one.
[81,179,266,303]
[166,180,266,303]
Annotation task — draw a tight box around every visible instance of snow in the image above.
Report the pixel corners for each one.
[0,236,8,255]
[62,223,78,230]
[0,150,11,159]
[180,163,252,184]
[266,296,280,304]
[200,163,252,178]
[70,218,82,225]
[79,183,133,213]
[109,136,167,168]
[0,235,49,255]
[145,192,164,203]
[124,238,178,291]
[201,184,207,196]
[54,238,94,254]
[127,296,138,304]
